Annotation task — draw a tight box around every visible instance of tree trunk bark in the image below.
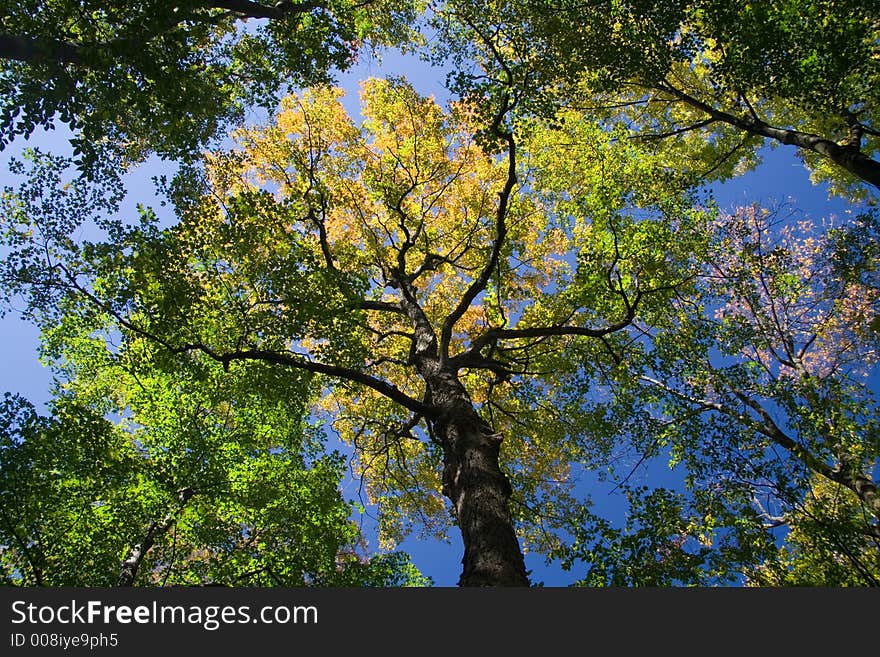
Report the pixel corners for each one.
[429,375,529,586]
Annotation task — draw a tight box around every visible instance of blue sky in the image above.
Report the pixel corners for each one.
[0,46,869,587]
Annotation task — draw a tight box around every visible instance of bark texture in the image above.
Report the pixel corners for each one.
[429,375,529,586]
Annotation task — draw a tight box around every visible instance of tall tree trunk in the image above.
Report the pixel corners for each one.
[430,374,529,586]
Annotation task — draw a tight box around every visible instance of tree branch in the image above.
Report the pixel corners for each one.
[358,299,405,314]
[210,1,321,20]
[48,262,435,418]
[0,2,320,68]
[642,372,880,520]
[440,94,516,365]
[201,347,436,417]
[0,33,82,65]
[657,79,880,189]
[632,118,717,141]
[458,292,642,366]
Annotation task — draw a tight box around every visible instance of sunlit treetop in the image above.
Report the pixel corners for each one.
[0,76,712,583]
[434,0,880,199]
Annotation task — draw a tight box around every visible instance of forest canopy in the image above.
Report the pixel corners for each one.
[1,1,878,587]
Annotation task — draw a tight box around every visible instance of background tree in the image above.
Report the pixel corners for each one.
[746,477,880,586]
[0,331,428,586]
[435,0,880,198]
[0,0,421,169]
[575,204,880,585]
[545,484,777,586]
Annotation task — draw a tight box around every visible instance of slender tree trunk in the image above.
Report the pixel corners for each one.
[429,374,529,586]
[118,528,157,587]
[118,487,194,586]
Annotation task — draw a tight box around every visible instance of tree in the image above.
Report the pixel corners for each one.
[422,2,880,583]
[1,77,708,585]
[0,331,429,586]
[435,1,880,198]
[0,0,420,169]
[583,203,880,585]
[4,4,879,589]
